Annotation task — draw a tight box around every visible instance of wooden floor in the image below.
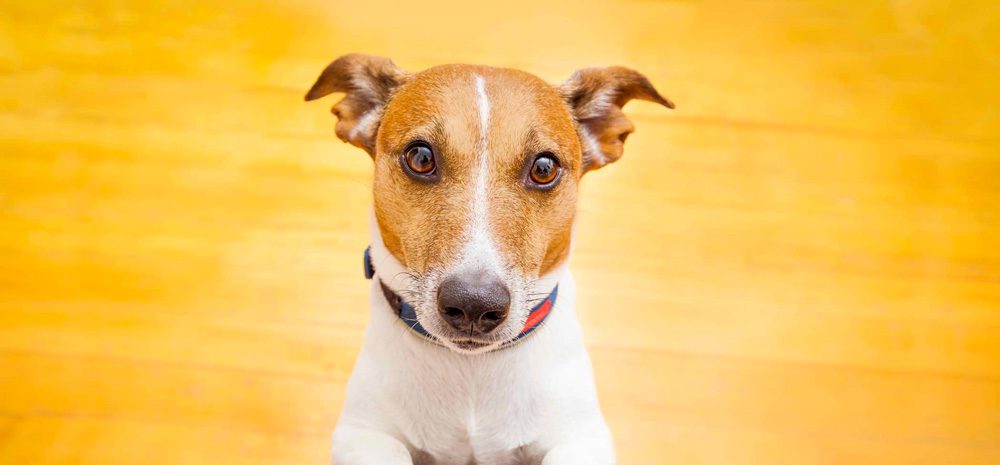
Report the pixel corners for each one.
[2,1,999,463]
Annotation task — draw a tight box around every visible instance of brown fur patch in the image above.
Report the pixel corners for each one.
[373,65,580,278]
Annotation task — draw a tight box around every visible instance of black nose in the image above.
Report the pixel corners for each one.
[437,271,511,334]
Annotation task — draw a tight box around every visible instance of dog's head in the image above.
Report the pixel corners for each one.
[307,54,672,353]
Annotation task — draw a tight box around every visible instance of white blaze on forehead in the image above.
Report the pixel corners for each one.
[474,75,490,220]
[476,75,490,139]
[459,74,503,271]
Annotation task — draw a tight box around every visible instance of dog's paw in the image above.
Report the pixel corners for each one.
[331,425,413,465]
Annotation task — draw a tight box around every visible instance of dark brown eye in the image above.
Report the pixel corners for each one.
[403,142,435,175]
[528,153,559,186]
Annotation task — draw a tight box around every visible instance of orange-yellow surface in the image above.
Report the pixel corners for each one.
[1,1,998,463]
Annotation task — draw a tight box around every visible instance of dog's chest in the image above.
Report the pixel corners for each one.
[408,411,542,465]
[396,361,549,465]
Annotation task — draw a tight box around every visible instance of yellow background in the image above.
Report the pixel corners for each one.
[1,0,999,463]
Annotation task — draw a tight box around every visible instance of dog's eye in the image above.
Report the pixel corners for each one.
[528,153,559,187]
[403,142,436,176]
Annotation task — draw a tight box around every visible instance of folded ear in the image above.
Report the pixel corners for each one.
[560,67,674,173]
[305,54,409,156]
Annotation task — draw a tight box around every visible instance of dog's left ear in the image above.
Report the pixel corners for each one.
[560,67,674,173]
[305,54,410,156]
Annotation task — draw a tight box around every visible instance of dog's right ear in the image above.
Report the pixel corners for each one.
[305,54,409,157]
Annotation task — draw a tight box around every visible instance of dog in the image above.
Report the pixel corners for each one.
[306,54,672,465]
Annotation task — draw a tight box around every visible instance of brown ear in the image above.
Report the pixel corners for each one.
[560,66,674,172]
[305,54,409,156]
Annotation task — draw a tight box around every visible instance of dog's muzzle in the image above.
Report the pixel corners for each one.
[364,247,557,351]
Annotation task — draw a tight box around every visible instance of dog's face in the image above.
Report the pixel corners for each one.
[307,55,671,353]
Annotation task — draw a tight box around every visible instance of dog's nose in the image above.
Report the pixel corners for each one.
[437,271,510,334]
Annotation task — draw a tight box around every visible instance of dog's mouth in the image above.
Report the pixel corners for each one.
[448,338,494,352]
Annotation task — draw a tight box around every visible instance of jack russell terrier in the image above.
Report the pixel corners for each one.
[306,54,673,465]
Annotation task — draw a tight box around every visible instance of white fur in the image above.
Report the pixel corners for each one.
[329,217,614,464]
[461,74,503,278]
[469,74,493,256]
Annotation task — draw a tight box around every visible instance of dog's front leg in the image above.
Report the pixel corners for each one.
[542,423,615,465]
[543,442,614,465]
[331,425,413,465]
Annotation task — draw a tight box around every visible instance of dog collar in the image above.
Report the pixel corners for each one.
[363,247,557,349]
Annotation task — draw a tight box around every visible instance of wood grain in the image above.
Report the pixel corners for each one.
[1,0,998,463]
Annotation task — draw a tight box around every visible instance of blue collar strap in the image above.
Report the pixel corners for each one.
[364,247,557,349]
